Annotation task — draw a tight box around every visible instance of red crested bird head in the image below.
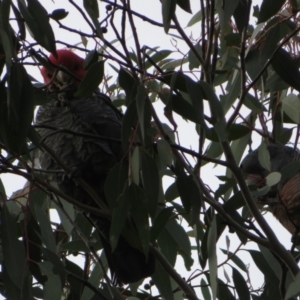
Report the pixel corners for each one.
[41,49,86,86]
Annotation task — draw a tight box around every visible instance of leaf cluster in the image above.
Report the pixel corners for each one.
[1,0,300,299]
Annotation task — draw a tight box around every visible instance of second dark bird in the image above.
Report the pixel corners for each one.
[240,143,300,234]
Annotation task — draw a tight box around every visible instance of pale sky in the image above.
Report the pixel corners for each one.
[1,1,294,299]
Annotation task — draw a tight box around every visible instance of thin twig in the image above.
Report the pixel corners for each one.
[150,245,198,300]
[228,24,300,126]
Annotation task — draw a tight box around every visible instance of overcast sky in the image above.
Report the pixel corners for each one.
[1,0,294,299]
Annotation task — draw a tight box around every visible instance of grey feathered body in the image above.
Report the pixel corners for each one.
[35,94,155,284]
[35,94,122,205]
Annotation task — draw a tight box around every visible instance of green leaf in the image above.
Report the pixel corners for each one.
[0,0,12,42]
[18,0,56,55]
[217,277,235,300]
[60,240,89,252]
[282,93,300,124]
[199,81,227,141]
[53,199,75,236]
[201,278,212,300]
[162,0,176,33]
[206,124,251,142]
[207,216,217,300]
[176,0,191,13]
[244,93,266,113]
[121,99,138,151]
[161,71,188,92]
[224,33,241,47]
[258,0,285,23]
[152,260,174,300]
[157,139,173,166]
[188,44,202,70]
[233,0,248,33]
[216,0,239,30]
[220,70,241,114]
[271,48,300,93]
[258,245,282,281]
[65,259,84,298]
[34,204,57,253]
[0,178,6,202]
[166,219,192,261]
[265,172,281,186]
[110,188,131,251]
[0,29,13,69]
[41,248,65,287]
[39,261,62,300]
[285,270,300,300]
[176,173,201,225]
[262,18,292,69]
[185,76,207,129]
[118,68,138,105]
[215,180,236,199]
[220,249,247,272]
[131,147,140,185]
[160,92,204,123]
[74,212,93,239]
[157,228,177,267]
[83,50,99,70]
[6,63,34,154]
[82,272,119,300]
[136,85,146,142]
[165,181,179,201]
[145,50,173,69]
[201,141,223,166]
[258,143,271,171]
[75,60,104,98]
[32,89,50,106]
[83,0,102,38]
[232,267,250,300]
[2,263,31,300]
[247,250,279,286]
[187,10,202,27]
[140,148,160,216]
[104,161,128,209]
[1,204,27,289]
[150,207,174,242]
[130,184,150,255]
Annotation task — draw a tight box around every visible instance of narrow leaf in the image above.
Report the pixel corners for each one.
[207,216,217,300]
[39,261,62,300]
[157,139,173,167]
[258,0,285,23]
[232,267,250,300]
[75,60,104,98]
[136,85,146,142]
[34,204,57,253]
[1,204,27,289]
[140,149,160,216]
[150,207,174,242]
[162,0,176,33]
[152,260,174,300]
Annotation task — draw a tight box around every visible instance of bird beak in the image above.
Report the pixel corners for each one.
[56,70,71,83]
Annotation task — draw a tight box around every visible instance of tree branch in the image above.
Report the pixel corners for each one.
[150,245,198,300]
